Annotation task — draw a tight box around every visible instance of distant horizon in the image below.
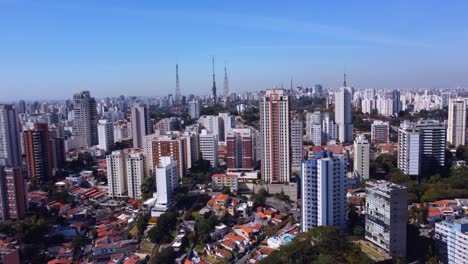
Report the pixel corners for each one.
[1,1,468,101]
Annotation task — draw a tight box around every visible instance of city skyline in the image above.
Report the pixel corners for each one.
[1,1,468,101]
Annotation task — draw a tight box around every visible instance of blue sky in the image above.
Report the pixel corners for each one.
[1,0,468,101]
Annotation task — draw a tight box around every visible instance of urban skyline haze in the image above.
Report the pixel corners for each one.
[1,0,468,101]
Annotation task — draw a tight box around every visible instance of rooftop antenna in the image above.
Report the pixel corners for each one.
[175,64,180,106]
[212,56,217,104]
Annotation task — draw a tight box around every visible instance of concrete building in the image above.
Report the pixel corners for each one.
[259,89,290,183]
[72,91,98,148]
[23,123,53,182]
[131,103,152,148]
[398,120,446,178]
[301,151,347,232]
[353,135,370,180]
[226,128,256,169]
[365,180,407,258]
[322,112,336,143]
[188,99,200,119]
[126,150,145,199]
[447,98,466,147]
[435,217,468,264]
[0,105,22,167]
[106,150,128,198]
[97,119,114,151]
[211,173,239,193]
[290,116,304,169]
[198,115,225,142]
[335,86,353,143]
[199,129,219,169]
[155,156,179,210]
[371,121,390,144]
[0,167,26,221]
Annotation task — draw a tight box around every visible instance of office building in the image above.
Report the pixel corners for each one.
[97,119,114,151]
[72,91,98,148]
[155,156,179,210]
[435,217,468,264]
[447,98,466,147]
[188,100,200,119]
[23,123,53,182]
[371,121,390,144]
[199,129,219,169]
[0,167,26,221]
[126,150,145,199]
[354,135,370,180]
[365,180,407,258]
[291,116,303,169]
[106,150,128,197]
[259,89,291,183]
[131,103,152,148]
[301,151,346,232]
[226,128,256,169]
[0,105,21,167]
[335,86,353,143]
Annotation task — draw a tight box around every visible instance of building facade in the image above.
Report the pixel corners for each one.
[0,105,22,167]
[131,103,152,148]
[23,123,53,182]
[435,217,468,264]
[72,91,98,148]
[301,151,346,232]
[155,156,179,210]
[199,129,219,169]
[447,98,466,147]
[335,87,353,143]
[371,121,390,144]
[106,150,128,197]
[0,167,26,221]
[259,89,291,183]
[365,180,407,258]
[98,119,114,151]
[353,135,370,180]
[226,128,256,169]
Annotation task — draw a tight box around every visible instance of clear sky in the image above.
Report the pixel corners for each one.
[1,0,468,101]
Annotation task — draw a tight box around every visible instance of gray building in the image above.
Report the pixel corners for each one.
[0,105,21,167]
[290,116,303,170]
[72,91,98,148]
[131,103,153,148]
[365,180,407,258]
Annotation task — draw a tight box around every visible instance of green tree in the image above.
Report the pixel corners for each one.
[141,176,156,200]
[137,214,150,236]
[152,247,176,264]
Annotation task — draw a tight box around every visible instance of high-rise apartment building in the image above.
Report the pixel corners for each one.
[131,103,152,148]
[155,156,179,210]
[301,151,347,232]
[335,86,353,143]
[188,100,200,119]
[447,98,466,147]
[23,123,53,182]
[226,128,256,169]
[0,167,26,221]
[291,116,303,169]
[0,105,22,167]
[106,150,128,198]
[397,120,446,177]
[98,119,114,151]
[199,129,219,169]
[354,135,370,180]
[371,121,390,144]
[72,91,98,148]
[322,112,336,143]
[126,150,145,199]
[365,180,407,258]
[150,134,187,177]
[259,89,290,183]
[435,217,468,264]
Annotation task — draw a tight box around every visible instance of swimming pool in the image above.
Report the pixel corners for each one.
[284,235,294,242]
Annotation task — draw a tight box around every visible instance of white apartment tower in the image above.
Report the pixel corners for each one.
[126,151,145,199]
[188,100,200,119]
[301,151,347,232]
[447,98,466,147]
[199,129,219,168]
[106,150,128,197]
[155,156,179,209]
[354,135,370,180]
[335,86,353,143]
[97,119,114,151]
[131,103,153,148]
[259,89,291,183]
[365,180,407,258]
[0,105,22,167]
